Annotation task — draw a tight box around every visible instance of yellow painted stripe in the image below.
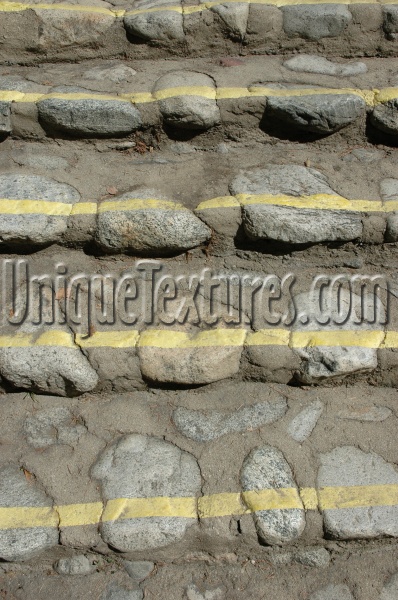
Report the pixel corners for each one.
[70,202,97,216]
[236,193,384,212]
[318,484,398,510]
[290,329,385,349]
[2,483,398,530]
[76,330,140,349]
[57,502,103,527]
[0,329,393,350]
[196,196,240,210]
[98,198,185,213]
[0,199,72,216]
[0,87,396,108]
[0,1,120,15]
[0,506,58,529]
[138,328,247,349]
[102,496,197,521]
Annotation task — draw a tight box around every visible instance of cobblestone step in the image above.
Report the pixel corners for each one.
[0,0,396,62]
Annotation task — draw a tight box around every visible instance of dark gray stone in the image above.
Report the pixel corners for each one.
[371,99,398,136]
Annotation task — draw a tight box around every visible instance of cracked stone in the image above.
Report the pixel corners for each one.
[92,435,201,551]
[265,93,366,134]
[0,464,58,561]
[0,174,80,245]
[318,446,398,539]
[154,71,220,130]
[230,165,362,244]
[96,188,211,254]
[173,398,287,442]
[240,445,305,544]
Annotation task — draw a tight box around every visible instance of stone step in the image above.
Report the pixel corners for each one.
[0,384,397,564]
[0,0,396,63]
[1,57,398,143]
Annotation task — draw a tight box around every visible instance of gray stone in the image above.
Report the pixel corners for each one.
[102,583,143,600]
[0,323,99,397]
[380,573,398,600]
[386,213,398,242]
[383,6,398,37]
[292,289,381,383]
[229,165,362,244]
[240,445,305,544]
[0,464,58,561]
[38,98,142,137]
[54,555,94,576]
[96,189,211,254]
[336,405,392,422]
[138,329,243,385]
[380,178,398,201]
[371,99,398,136]
[266,93,365,134]
[154,71,220,130]
[0,101,11,135]
[283,55,367,77]
[124,0,185,42]
[282,5,352,40]
[318,446,398,539]
[24,406,87,448]
[82,64,137,83]
[173,398,287,442]
[309,584,354,600]
[293,547,331,567]
[0,173,80,245]
[287,400,323,443]
[185,583,226,600]
[123,560,154,582]
[92,435,201,551]
[209,3,249,39]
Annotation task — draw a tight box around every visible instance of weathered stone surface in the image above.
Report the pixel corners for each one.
[265,94,365,134]
[0,322,99,396]
[309,584,354,600]
[380,573,398,600]
[336,405,392,422]
[123,560,154,582]
[185,583,226,600]
[283,55,367,76]
[287,400,323,442]
[173,399,287,442]
[124,0,184,42]
[38,98,142,137]
[209,3,249,39]
[54,555,95,576]
[138,328,244,385]
[282,5,352,40]
[371,99,398,136]
[230,165,362,244]
[0,464,58,561]
[96,189,210,254]
[0,101,11,136]
[92,435,201,551]
[0,174,80,245]
[383,6,398,38]
[24,406,87,448]
[82,64,137,83]
[380,178,398,201]
[318,446,398,539]
[292,289,381,383]
[240,445,305,544]
[102,583,143,600]
[154,71,220,130]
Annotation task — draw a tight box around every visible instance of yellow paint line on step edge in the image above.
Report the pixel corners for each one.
[0,87,397,107]
[1,483,398,529]
[0,329,393,349]
[0,194,390,216]
[0,0,395,20]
